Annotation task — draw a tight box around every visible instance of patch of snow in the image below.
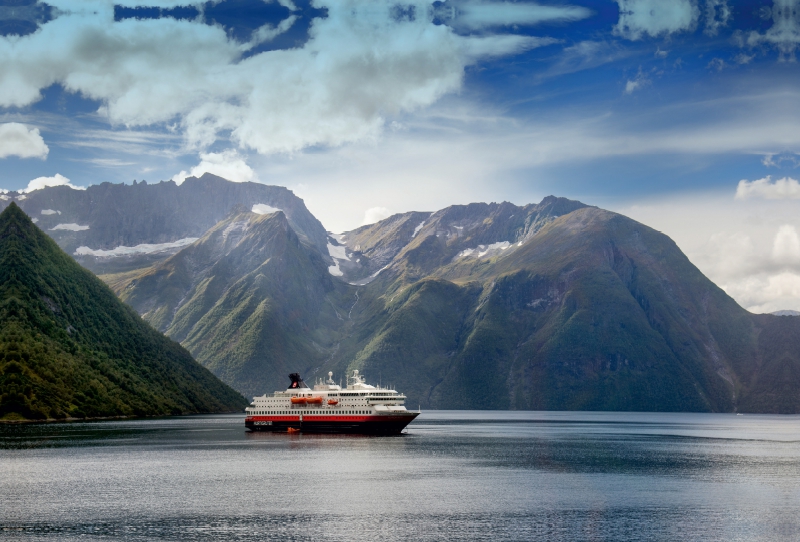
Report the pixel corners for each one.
[222,220,248,242]
[326,240,353,277]
[327,242,350,261]
[32,218,38,223]
[74,237,199,258]
[17,194,27,200]
[455,241,511,260]
[0,195,8,201]
[328,260,344,277]
[412,221,425,237]
[454,225,463,229]
[349,264,390,286]
[252,203,281,215]
[478,241,510,257]
[41,209,61,215]
[50,223,89,231]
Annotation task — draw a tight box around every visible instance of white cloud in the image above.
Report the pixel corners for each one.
[624,68,650,93]
[252,203,282,215]
[703,0,732,36]
[362,206,392,225]
[172,150,256,185]
[0,1,558,157]
[735,176,800,200]
[614,0,699,40]
[449,1,591,31]
[616,193,800,313]
[0,123,49,159]
[772,225,800,264]
[21,174,85,193]
[746,0,800,60]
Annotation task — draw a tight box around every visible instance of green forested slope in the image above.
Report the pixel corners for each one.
[338,207,800,412]
[0,203,247,421]
[113,210,350,397]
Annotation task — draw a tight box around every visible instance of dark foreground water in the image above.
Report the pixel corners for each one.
[1,411,799,541]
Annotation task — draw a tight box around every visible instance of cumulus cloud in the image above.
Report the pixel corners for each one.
[0,0,560,156]
[703,0,732,36]
[252,203,282,214]
[21,173,85,193]
[362,206,392,225]
[746,0,800,60]
[447,1,591,31]
[735,176,800,200]
[0,123,49,159]
[772,225,800,264]
[619,195,800,314]
[172,150,256,185]
[614,0,699,40]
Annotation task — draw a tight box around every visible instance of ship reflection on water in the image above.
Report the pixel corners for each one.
[2,411,799,540]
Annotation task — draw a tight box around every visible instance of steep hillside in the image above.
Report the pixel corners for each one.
[3,174,328,274]
[112,196,800,413]
[110,209,351,397]
[0,203,247,422]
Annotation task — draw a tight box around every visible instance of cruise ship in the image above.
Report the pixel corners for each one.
[245,370,420,434]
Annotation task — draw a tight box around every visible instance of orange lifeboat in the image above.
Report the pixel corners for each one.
[290,396,307,404]
[307,396,323,405]
[327,399,339,405]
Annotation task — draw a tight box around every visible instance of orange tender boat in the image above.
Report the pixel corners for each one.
[290,396,307,404]
[307,396,323,404]
[327,399,339,405]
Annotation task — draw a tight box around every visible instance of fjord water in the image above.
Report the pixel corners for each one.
[2,412,799,541]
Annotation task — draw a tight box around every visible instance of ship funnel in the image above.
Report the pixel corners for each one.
[287,373,309,390]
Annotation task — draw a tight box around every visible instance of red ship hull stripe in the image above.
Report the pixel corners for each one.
[245,415,416,422]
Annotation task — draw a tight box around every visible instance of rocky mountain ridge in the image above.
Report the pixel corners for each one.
[2,173,328,275]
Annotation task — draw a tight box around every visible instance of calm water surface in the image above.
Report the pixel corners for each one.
[1,411,799,541]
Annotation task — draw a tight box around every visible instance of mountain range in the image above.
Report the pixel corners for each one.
[1,173,328,275]
[4,178,799,413]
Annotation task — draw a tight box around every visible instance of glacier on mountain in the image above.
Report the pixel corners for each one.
[50,223,89,231]
[75,238,199,258]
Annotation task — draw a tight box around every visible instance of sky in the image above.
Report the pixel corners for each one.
[1,0,800,313]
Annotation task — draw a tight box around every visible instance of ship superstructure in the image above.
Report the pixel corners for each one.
[245,371,419,434]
